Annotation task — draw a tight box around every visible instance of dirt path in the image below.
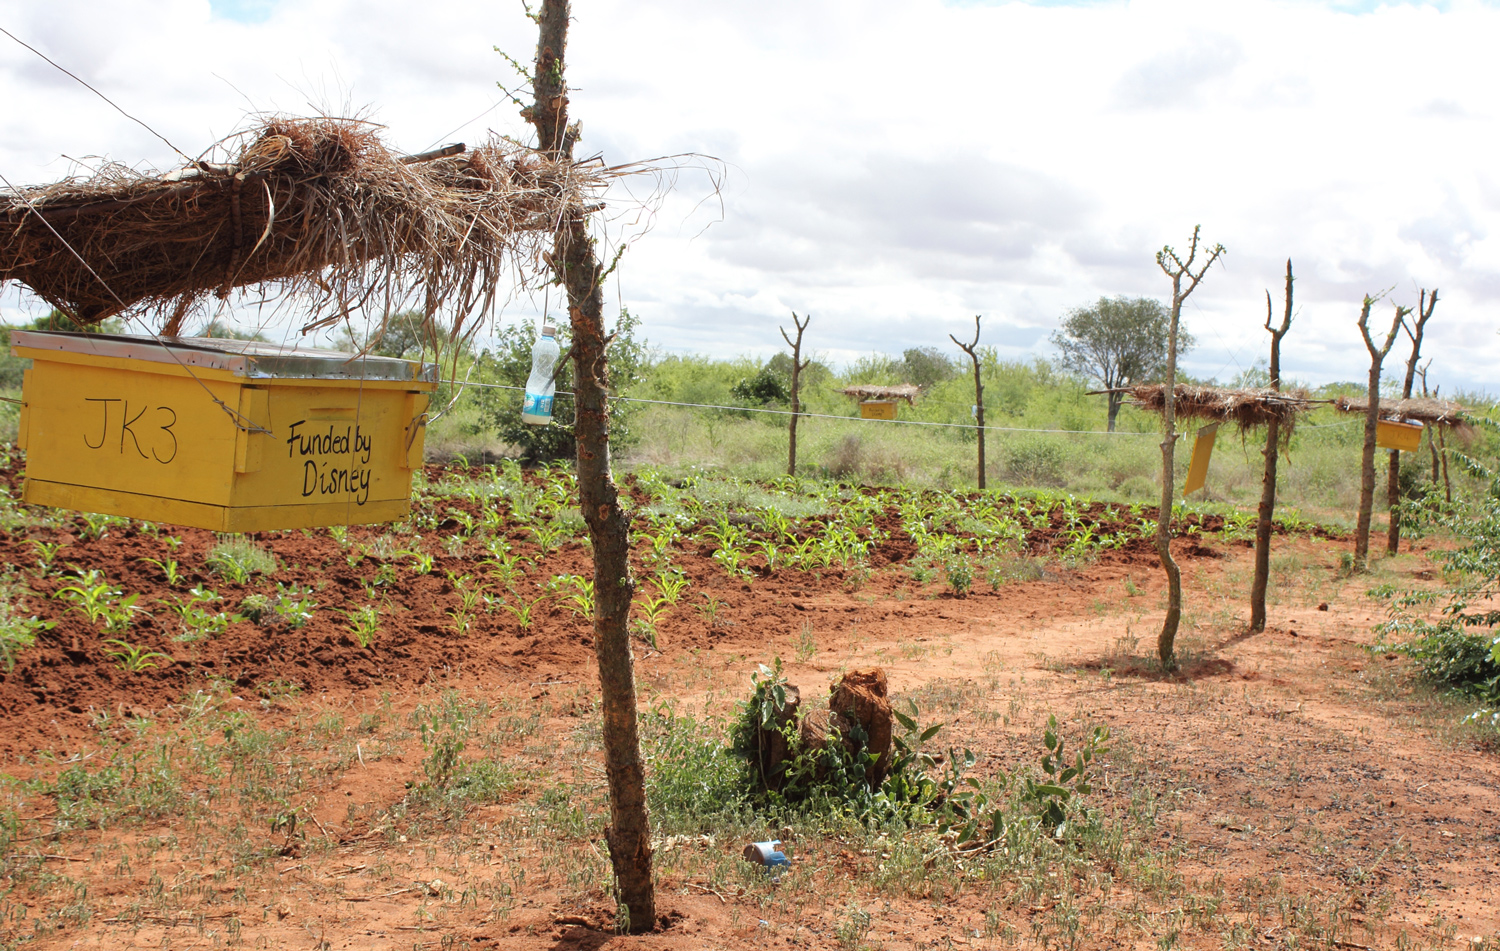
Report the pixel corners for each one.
[2,469,1496,948]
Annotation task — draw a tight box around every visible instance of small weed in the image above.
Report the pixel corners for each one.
[78,511,127,541]
[169,599,237,642]
[794,621,817,662]
[102,639,172,672]
[501,595,544,632]
[558,574,595,620]
[653,569,690,605]
[0,596,53,671]
[29,538,65,570]
[206,536,276,583]
[696,595,728,628]
[347,605,380,648]
[238,593,274,624]
[631,617,660,651]
[139,557,183,587]
[944,556,973,597]
[272,584,317,629]
[402,545,436,576]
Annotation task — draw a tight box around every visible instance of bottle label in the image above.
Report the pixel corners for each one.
[522,392,553,418]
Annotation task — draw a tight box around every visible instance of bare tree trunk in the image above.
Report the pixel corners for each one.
[1387,288,1436,554]
[1106,391,1121,433]
[527,1,654,929]
[1354,296,1407,570]
[1250,260,1294,633]
[1419,364,1443,488]
[780,312,809,477]
[1154,227,1224,667]
[1384,447,1401,550]
[950,315,985,489]
[1439,425,1452,503]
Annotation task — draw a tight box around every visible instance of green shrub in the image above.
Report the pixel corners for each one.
[1004,437,1065,486]
[467,309,646,462]
[206,536,277,583]
[0,590,52,671]
[1377,453,1500,725]
[642,708,750,833]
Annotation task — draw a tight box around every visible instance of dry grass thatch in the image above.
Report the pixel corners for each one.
[842,384,921,405]
[1333,396,1471,430]
[0,116,609,340]
[1121,384,1312,438]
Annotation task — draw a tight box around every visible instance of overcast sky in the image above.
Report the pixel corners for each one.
[2,0,1497,392]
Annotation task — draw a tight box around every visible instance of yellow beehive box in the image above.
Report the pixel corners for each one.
[11,331,436,532]
[1376,419,1424,452]
[859,400,897,420]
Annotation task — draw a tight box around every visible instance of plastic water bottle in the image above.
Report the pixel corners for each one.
[521,324,560,425]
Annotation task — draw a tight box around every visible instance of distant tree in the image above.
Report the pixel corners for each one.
[0,310,126,389]
[767,352,831,388]
[730,366,790,406]
[338,310,443,359]
[196,317,269,342]
[900,346,957,390]
[1050,297,1193,432]
[27,309,125,335]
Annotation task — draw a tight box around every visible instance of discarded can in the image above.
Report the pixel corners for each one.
[742,840,790,868]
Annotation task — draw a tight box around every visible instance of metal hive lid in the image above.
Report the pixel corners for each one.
[9,330,439,383]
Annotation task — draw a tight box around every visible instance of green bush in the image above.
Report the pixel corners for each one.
[1004,437,1065,486]
[1377,452,1500,723]
[642,708,751,833]
[467,309,646,462]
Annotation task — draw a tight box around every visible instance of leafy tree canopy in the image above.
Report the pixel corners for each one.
[901,346,958,390]
[1050,296,1192,431]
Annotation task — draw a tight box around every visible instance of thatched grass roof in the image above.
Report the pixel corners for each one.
[1116,384,1312,438]
[1333,396,1470,430]
[842,384,920,405]
[0,116,608,340]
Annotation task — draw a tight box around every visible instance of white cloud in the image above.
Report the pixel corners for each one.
[1,0,1497,392]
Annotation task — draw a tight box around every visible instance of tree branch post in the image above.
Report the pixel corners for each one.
[526,0,655,930]
[1387,288,1436,554]
[1354,295,1408,571]
[1250,260,1293,633]
[780,311,810,477]
[1154,226,1225,668]
[950,316,986,489]
[1417,363,1451,502]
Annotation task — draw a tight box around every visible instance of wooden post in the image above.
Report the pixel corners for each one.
[1387,288,1436,554]
[1354,296,1408,570]
[949,316,986,489]
[780,312,810,477]
[1250,260,1293,633]
[1154,227,1225,668]
[526,0,655,930]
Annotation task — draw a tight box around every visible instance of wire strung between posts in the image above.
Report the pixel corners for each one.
[441,378,1142,435]
[436,377,1368,435]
